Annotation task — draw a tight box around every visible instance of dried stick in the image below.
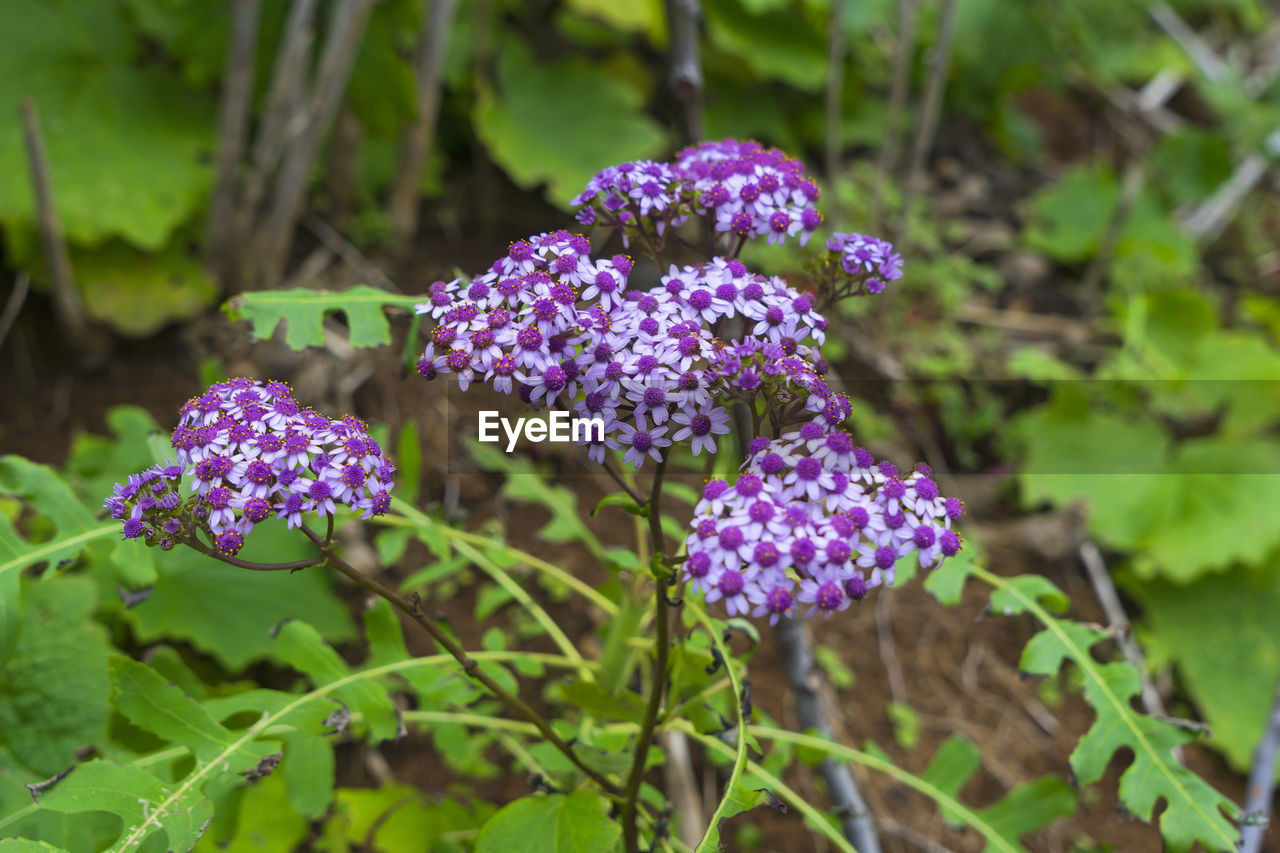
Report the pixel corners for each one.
[207,0,262,270]
[1078,542,1183,761]
[877,0,918,180]
[0,274,30,351]
[774,616,882,853]
[389,0,460,243]
[255,0,377,287]
[1148,1,1229,84]
[19,99,109,366]
[1240,673,1280,853]
[1182,145,1272,241]
[302,214,397,291]
[875,592,907,704]
[661,730,705,849]
[235,0,318,278]
[824,0,848,179]
[898,0,958,247]
[666,0,704,143]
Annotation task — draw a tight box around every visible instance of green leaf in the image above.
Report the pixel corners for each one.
[887,701,921,751]
[559,680,646,724]
[474,790,620,853]
[0,577,110,777]
[473,41,666,207]
[108,656,269,772]
[124,521,354,670]
[744,726,1072,853]
[467,440,607,559]
[1137,569,1280,774]
[0,456,116,658]
[277,730,334,820]
[38,759,213,853]
[0,842,72,852]
[223,285,422,351]
[71,239,219,337]
[193,771,307,853]
[952,563,1238,852]
[1024,165,1118,263]
[273,621,401,742]
[0,0,214,250]
[703,0,829,91]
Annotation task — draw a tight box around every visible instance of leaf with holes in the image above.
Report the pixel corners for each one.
[924,560,1238,852]
[224,286,423,350]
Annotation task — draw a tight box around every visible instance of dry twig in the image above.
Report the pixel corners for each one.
[389,0,460,243]
[208,0,262,269]
[774,616,882,853]
[1240,673,1280,853]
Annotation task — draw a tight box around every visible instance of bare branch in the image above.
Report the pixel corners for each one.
[1148,1,1229,84]
[774,616,883,853]
[877,0,919,182]
[19,98,109,366]
[254,0,378,287]
[1240,673,1280,853]
[824,0,848,179]
[236,0,318,270]
[389,0,460,244]
[207,0,262,270]
[898,0,959,247]
[1078,542,1183,761]
[666,0,704,143]
[0,273,31,351]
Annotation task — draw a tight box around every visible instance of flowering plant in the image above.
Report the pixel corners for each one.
[76,141,1236,853]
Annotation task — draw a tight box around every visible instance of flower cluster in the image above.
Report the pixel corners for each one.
[106,379,394,557]
[824,232,903,297]
[416,230,632,402]
[104,463,187,551]
[684,421,963,622]
[574,139,822,249]
[416,231,838,466]
[674,139,823,244]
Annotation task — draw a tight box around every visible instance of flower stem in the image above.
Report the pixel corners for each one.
[622,456,671,853]
[214,524,623,797]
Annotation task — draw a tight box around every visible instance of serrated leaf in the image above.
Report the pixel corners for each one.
[224,285,422,350]
[473,41,666,207]
[0,577,110,777]
[474,790,620,853]
[108,656,269,772]
[0,456,116,657]
[273,621,401,742]
[39,760,212,853]
[951,563,1238,852]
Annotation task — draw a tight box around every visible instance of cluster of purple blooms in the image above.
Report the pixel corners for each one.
[574,139,823,248]
[106,379,394,557]
[684,421,964,622]
[822,232,904,299]
[416,232,846,467]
